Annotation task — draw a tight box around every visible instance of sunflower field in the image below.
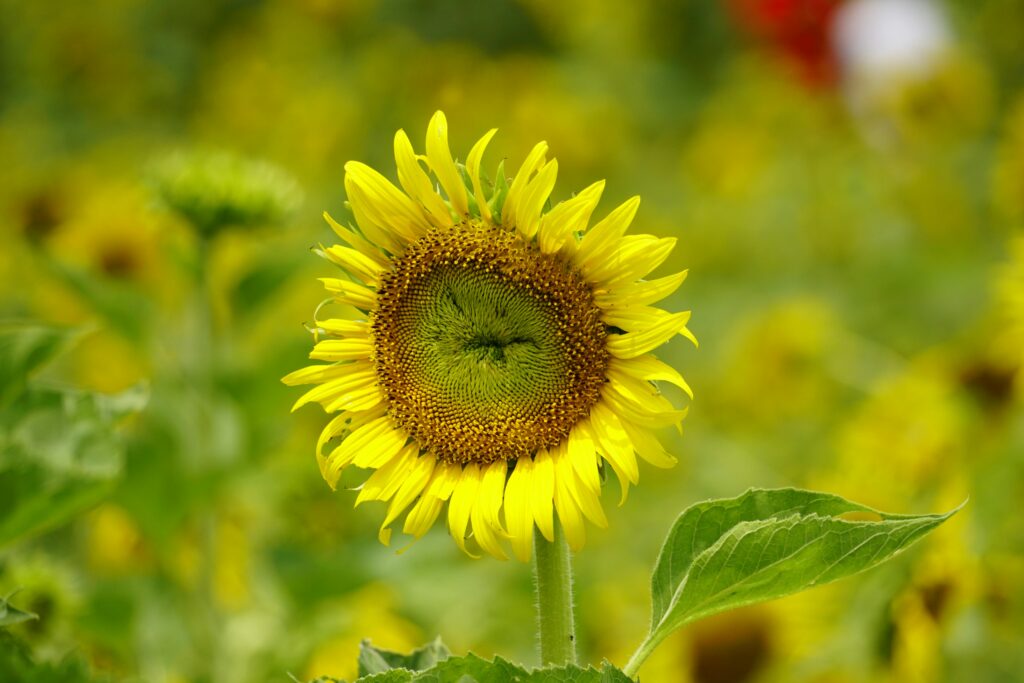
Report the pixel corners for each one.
[2,1,1024,681]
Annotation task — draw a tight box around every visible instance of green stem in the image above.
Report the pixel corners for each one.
[622,636,657,679]
[532,520,577,666]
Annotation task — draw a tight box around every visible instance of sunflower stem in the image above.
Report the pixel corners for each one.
[533,520,577,666]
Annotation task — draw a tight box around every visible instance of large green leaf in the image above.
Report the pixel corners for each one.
[312,641,630,682]
[626,488,961,676]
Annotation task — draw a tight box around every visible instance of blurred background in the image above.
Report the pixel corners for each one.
[2,0,1024,681]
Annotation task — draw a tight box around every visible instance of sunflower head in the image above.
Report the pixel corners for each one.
[284,112,694,560]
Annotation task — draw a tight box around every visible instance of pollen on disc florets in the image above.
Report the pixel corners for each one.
[371,221,609,465]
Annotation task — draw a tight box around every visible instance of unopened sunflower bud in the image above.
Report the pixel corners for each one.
[150,149,302,236]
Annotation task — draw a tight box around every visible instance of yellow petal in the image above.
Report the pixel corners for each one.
[350,423,410,470]
[602,305,681,332]
[402,461,459,538]
[538,180,605,255]
[554,442,606,529]
[552,454,586,552]
[315,412,354,481]
[503,456,535,562]
[319,278,376,310]
[315,318,370,338]
[531,450,555,542]
[606,311,692,360]
[466,128,498,223]
[322,381,384,413]
[345,160,429,244]
[585,411,630,507]
[567,425,601,495]
[589,405,639,484]
[309,338,373,361]
[512,159,558,240]
[378,451,436,541]
[607,237,678,286]
[610,355,693,399]
[325,415,405,477]
[425,111,470,218]
[575,196,640,267]
[448,464,481,557]
[282,363,351,387]
[619,419,677,469]
[323,211,389,267]
[585,235,676,286]
[356,443,417,504]
[314,407,385,484]
[595,270,688,309]
[322,245,384,285]
[403,495,444,538]
[471,460,509,560]
[394,129,452,227]
[425,461,460,501]
[501,141,547,228]
[343,174,404,255]
[601,379,686,429]
[290,362,376,411]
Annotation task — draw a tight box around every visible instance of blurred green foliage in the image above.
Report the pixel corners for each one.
[1,0,1023,682]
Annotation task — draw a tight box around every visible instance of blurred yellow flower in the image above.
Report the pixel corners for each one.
[85,503,151,576]
[886,502,979,683]
[213,513,252,611]
[47,183,166,288]
[285,112,694,559]
[716,298,839,425]
[72,329,148,393]
[817,357,966,511]
[302,584,421,682]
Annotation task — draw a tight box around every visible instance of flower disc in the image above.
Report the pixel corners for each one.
[373,223,609,465]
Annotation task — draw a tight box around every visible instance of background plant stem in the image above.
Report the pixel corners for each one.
[532,520,577,666]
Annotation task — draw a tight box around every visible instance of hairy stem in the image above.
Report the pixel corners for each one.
[532,520,577,666]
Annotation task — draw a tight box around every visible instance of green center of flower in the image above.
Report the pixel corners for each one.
[372,223,609,464]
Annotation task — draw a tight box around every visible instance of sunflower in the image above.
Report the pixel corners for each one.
[284,112,694,560]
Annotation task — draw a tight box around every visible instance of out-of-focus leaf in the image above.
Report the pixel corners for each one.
[0,384,147,547]
[0,631,109,682]
[45,264,152,341]
[358,637,450,676]
[628,488,961,674]
[0,322,82,408]
[0,595,38,627]
[230,251,308,317]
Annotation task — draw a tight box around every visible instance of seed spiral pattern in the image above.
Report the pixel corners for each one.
[372,222,609,464]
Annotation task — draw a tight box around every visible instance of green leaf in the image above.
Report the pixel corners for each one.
[231,251,307,318]
[0,594,38,627]
[0,322,82,408]
[313,642,630,683]
[0,631,110,681]
[0,384,146,547]
[349,655,627,682]
[414,655,629,682]
[358,637,451,676]
[627,488,961,676]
